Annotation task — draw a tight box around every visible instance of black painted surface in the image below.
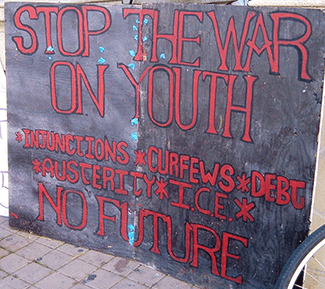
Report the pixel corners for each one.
[6,3,139,258]
[6,2,325,288]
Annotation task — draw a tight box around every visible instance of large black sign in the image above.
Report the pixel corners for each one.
[6,3,325,288]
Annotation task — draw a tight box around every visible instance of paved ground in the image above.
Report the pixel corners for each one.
[0,216,199,289]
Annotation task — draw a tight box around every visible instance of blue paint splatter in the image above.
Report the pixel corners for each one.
[48,56,52,60]
[129,50,136,57]
[47,46,54,52]
[134,35,138,41]
[128,224,135,246]
[98,57,106,64]
[144,19,148,25]
[131,118,138,125]
[160,53,166,59]
[133,25,138,31]
[142,36,148,42]
[128,63,135,70]
[136,19,140,24]
[99,46,105,53]
[131,132,137,140]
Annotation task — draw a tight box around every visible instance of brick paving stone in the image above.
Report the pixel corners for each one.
[0,220,17,233]
[0,233,32,251]
[80,268,122,289]
[58,258,97,281]
[69,283,92,289]
[0,218,196,289]
[15,230,39,241]
[57,243,89,257]
[34,272,75,289]
[0,253,29,273]
[35,236,64,249]
[102,257,141,276]
[0,216,7,224]
[110,278,149,289]
[0,247,9,258]
[78,250,114,267]
[0,269,8,279]
[15,241,53,261]
[0,221,196,289]
[37,249,73,270]
[0,227,13,240]
[127,265,165,287]
[153,275,193,289]
[0,275,30,289]
[14,261,52,284]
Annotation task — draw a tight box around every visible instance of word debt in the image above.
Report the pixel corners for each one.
[251,171,306,209]
[13,6,311,80]
[51,62,256,142]
[37,182,248,284]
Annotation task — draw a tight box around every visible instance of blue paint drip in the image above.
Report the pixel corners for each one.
[98,57,106,64]
[128,224,135,246]
[129,50,136,57]
[134,35,138,41]
[128,63,135,70]
[99,46,105,53]
[47,46,54,52]
[144,19,148,25]
[136,19,140,24]
[160,53,166,59]
[131,132,137,140]
[142,36,148,42]
[48,56,52,60]
[131,118,138,125]
[133,25,138,31]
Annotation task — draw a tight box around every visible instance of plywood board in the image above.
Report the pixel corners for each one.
[6,2,325,288]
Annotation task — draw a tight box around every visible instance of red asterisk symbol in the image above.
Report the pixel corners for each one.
[236,173,250,193]
[32,159,42,174]
[134,150,146,166]
[15,131,23,143]
[234,198,255,222]
[154,178,169,200]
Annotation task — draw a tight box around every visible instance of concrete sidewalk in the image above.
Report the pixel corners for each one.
[0,216,199,289]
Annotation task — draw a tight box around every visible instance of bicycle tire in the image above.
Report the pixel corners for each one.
[275,224,325,289]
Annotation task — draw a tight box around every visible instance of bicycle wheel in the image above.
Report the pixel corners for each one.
[275,224,325,289]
